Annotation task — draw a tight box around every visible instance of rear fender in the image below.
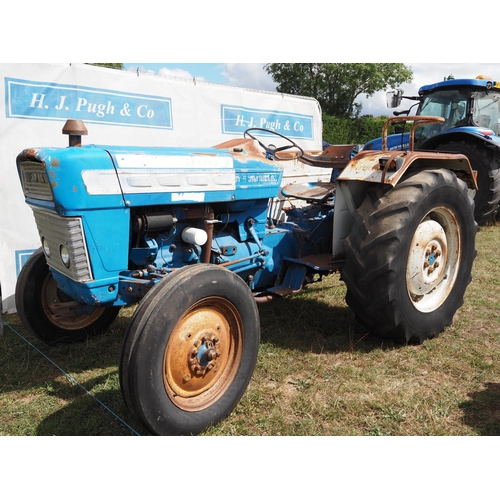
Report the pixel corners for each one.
[332,152,477,259]
[339,116,477,190]
[337,149,477,190]
[332,116,478,259]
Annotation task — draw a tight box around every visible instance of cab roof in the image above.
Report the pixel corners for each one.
[419,77,499,94]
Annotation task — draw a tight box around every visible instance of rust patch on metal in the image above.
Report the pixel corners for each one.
[213,137,267,159]
[22,148,39,158]
[163,297,244,412]
[299,144,357,169]
[338,144,477,189]
[281,182,335,201]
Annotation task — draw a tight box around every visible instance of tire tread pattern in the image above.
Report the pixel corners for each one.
[341,169,477,344]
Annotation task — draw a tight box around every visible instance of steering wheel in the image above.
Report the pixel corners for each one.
[244,128,304,160]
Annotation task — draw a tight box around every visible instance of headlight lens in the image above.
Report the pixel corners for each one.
[42,237,50,258]
[60,245,70,268]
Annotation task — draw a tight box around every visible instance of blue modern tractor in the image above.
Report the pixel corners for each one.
[364,75,500,224]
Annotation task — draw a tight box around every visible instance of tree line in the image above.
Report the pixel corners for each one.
[322,114,393,146]
[264,63,413,146]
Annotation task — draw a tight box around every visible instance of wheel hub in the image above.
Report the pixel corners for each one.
[188,332,221,376]
[42,272,107,329]
[405,206,462,314]
[407,219,448,297]
[163,297,243,411]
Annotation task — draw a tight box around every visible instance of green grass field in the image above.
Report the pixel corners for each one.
[1,223,500,436]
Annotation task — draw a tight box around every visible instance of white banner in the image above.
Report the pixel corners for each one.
[0,63,323,313]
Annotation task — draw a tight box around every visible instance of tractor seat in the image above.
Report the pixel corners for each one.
[281,182,336,202]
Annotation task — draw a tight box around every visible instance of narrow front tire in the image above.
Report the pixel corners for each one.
[15,248,120,345]
[119,264,260,435]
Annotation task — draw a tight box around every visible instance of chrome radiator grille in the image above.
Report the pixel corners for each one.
[20,161,54,201]
[33,210,93,282]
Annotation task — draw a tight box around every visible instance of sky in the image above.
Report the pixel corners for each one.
[124,63,500,117]
[3,1,496,119]
[4,0,496,120]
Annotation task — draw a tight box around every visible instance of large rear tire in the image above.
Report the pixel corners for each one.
[341,169,477,344]
[119,264,260,436]
[15,248,121,345]
[435,139,500,224]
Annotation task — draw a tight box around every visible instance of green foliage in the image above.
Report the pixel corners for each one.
[322,114,393,145]
[87,63,124,70]
[264,63,413,118]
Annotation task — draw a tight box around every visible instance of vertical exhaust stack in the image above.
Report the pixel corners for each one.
[62,119,88,147]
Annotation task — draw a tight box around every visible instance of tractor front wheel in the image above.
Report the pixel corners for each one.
[119,264,260,436]
[15,248,120,345]
[341,169,477,344]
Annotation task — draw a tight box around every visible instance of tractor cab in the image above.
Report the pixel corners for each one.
[363,75,500,225]
[414,76,500,146]
[381,76,500,149]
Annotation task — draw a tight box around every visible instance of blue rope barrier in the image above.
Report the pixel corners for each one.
[3,320,141,436]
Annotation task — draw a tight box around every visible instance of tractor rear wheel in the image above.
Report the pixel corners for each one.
[15,248,120,345]
[119,264,260,436]
[341,169,476,344]
[435,139,500,224]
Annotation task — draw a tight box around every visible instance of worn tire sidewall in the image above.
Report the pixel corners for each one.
[384,173,476,337]
[15,247,119,344]
[127,265,260,435]
[15,248,46,329]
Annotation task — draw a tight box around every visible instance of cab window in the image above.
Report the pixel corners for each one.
[472,90,500,133]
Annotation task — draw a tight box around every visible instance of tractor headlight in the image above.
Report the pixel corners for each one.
[42,237,51,259]
[60,245,71,268]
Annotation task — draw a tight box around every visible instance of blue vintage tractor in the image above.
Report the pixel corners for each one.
[15,117,477,435]
[364,75,500,225]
